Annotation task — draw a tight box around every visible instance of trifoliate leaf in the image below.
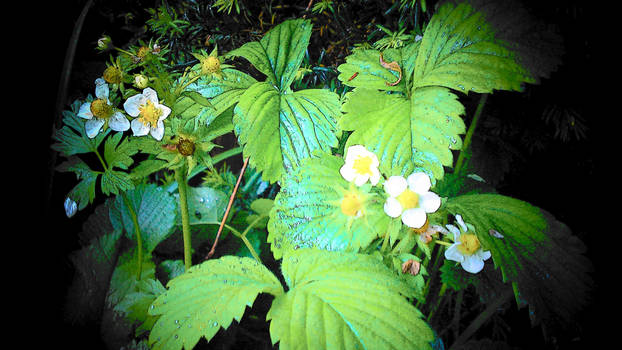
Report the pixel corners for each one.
[412,0,534,93]
[234,82,340,183]
[445,194,593,335]
[340,87,464,181]
[148,256,284,350]
[267,153,389,260]
[267,249,435,350]
[226,19,312,90]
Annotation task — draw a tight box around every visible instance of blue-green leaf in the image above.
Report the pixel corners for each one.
[268,153,389,260]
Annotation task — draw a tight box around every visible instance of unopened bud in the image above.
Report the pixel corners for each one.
[64,197,77,218]
[133,74,149,89]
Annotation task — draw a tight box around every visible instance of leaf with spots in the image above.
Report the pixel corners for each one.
[267,249,436,350]
[148,256,284,350]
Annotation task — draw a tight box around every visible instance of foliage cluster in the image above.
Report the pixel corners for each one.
[52,0,593,349]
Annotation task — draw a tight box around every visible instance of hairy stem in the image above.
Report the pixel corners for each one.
[207,157,250,259]
[454,93,488,175]
[121,192,143,280]
[175,168,193,271]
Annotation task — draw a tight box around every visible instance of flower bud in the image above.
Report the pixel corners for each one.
[133,74,149,89]
[103,66,122,84]
[201,56,221,75]
[64,197,77,218]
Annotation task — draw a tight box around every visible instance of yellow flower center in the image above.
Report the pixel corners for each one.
[457,233,481,256]
[138,100,162,125]
[90,99,113,119]
[396,189,419,210]
[352,156,374,176]
[340,192,362,217]
[201,56,221,74]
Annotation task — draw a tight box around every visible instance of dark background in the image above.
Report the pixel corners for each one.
[35,0,600,348]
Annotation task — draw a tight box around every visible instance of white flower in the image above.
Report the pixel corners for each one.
[77,78,130,138]
[383,172,441,228]
[123,87,171,141]
[340,145,381,186]
[444,215,491,274]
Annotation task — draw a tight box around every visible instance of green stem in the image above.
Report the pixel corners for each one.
[454,93,488,175]
[224,223,262,263]
[175,167,193,271]
[121,192,143,280]
[449,288,514,349]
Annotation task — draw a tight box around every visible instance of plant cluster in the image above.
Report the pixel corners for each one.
[53,1,593,349]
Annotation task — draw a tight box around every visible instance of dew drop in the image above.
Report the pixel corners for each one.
[212,321,219,327]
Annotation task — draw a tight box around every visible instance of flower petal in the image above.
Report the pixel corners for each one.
[157,103,171,120]
[78,102,93,120]
[401,207,427,228]
[340,164,356,182]
[344,145,366,164]
[368,167,381,186]
[407,172,431,193]
[462,255,485,274]
[124,94,144,117]
[131,118,150,136]
[143,87,159,104]
[353,174,370,187]
[150,120,165,141]
[477,250,492,261]
[420,191,441,213]
[445,224,461,241]
[383,197,403,218]
[455,214,467,232]
[384,176,407,197]
[85,118,105,138]
[108,112,130,132]
[95,78,109,99]
[445,244,464,263]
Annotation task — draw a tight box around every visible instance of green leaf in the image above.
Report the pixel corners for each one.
[181,186,228,226]
[340,87,464,181]
[51,99,108,156]
[412,1,534,93]
[337,43,420,93]
[267,249,435,350]
[444,194,593,334]
[226,19,312,89]
[234,82,340,183]
[109,184,177,253]
[56,157,99,210]
[267,153,389,260]
[188,68,257,117]
[148,256,284,350]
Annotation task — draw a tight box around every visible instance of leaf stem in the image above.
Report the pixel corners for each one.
[224,221,262,263]
[174,167,193,271]
[454,93,488,175]
[449,288,514,349]
[206,157,249,259]
[121,192,143,280]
